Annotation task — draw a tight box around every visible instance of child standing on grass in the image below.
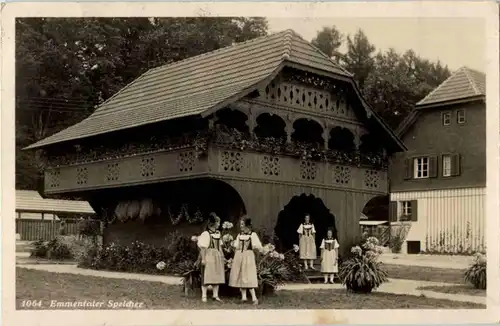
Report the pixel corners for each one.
[320,228,339,284]
[197,213,225,303]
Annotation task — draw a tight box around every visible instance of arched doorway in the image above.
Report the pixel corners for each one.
[274,193,337,252]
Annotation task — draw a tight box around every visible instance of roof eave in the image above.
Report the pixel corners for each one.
[416,95,485,110]
[200,62,286,118]
[395,109,421,138]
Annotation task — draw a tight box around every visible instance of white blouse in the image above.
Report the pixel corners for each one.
[197,230,221,249]
[232,232,263,250]
[297,223,316,235]
[320,239,340,250]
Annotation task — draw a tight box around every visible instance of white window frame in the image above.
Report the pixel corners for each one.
[457,109,466,124]
[442,155,452,177]
[442,112,451,126]
[401,201,412,220]
[413,157,429,179]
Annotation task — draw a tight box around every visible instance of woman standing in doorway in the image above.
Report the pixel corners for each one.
[297,213,317,270]
[197,213,225,302]
[229,218,262,305]
[320,228,340,284]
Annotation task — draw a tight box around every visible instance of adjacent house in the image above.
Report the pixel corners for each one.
[389,66,486,254]
[16,189,95,240]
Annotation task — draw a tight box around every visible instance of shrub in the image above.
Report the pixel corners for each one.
[30,240,48,258]
[30,237,74,260]
[465,253,486,289]
[389,223,411,253]
[78,219,101,238]
[339,236,388,293]
[76,232,199,274]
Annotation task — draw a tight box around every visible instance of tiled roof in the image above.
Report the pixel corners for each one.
[416,66,485,107]
[16,190,95,214]
[26,30,351,150]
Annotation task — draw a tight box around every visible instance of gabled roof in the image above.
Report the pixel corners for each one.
[25,29,404,152]
[397,66,485,137]
[16,190,95,214]
[416,66,485,107]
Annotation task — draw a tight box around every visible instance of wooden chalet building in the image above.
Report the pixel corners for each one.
[391,67,486,254]
[26,30,405,256]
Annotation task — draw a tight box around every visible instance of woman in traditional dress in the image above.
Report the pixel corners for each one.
[197,212,225,302]
[297,213,317,270]
[229,218,262,305]
[320,228,340,284]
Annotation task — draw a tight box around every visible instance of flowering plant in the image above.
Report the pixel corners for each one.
[222,221,234,230]
[339,236,388,293]
[465,252,486,289]
[156,261,166,270]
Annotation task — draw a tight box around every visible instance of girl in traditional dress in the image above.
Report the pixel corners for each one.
[297,214,317,270]
[197,212,225,302]
[320,228,340,284]
[229,218,262,305]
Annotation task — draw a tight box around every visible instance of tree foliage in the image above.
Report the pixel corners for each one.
[311,26,343,63]
[312,26,451,129]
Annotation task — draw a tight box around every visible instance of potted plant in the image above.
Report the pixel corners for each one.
[339,237,388,294]
[465,252,486,289]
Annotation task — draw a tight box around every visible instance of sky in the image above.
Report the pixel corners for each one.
[267,17,485,72]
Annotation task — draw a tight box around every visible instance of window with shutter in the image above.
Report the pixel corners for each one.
[404,158,413,180]
[451,153,461,176]
[442,155,452,177]
[400,201,412,221]
[410,200,418,221]
[428,156,438,178]
[389,201,398,222]
[413,156,430,179]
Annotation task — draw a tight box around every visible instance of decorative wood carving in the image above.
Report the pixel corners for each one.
[48,169,61,188]
[177,151,195,172]
[76,167,88,185]
[106,163,120,182]
[261,155,280,176]
[258,81,351,119]
[140,157,156,178]
[299,160,317,180]
[364,170,380,189]
[221,151,243,172]
[333,165,351,185]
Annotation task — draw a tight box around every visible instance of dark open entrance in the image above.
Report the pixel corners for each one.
[274,194,337,253]
[87,178,247,246]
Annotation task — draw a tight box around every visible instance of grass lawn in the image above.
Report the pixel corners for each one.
[384,264,465,284]
[16,268,484,309]
[416,285,486,297]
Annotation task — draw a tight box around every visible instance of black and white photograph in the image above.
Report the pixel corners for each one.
[2,1,500,325]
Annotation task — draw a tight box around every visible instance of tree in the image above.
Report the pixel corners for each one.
[363,48,450,128]
[16,17,269,190]
[311,26,343,63]
[342,29,376,89]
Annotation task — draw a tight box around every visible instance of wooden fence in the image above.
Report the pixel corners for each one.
[16,219,81,241]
